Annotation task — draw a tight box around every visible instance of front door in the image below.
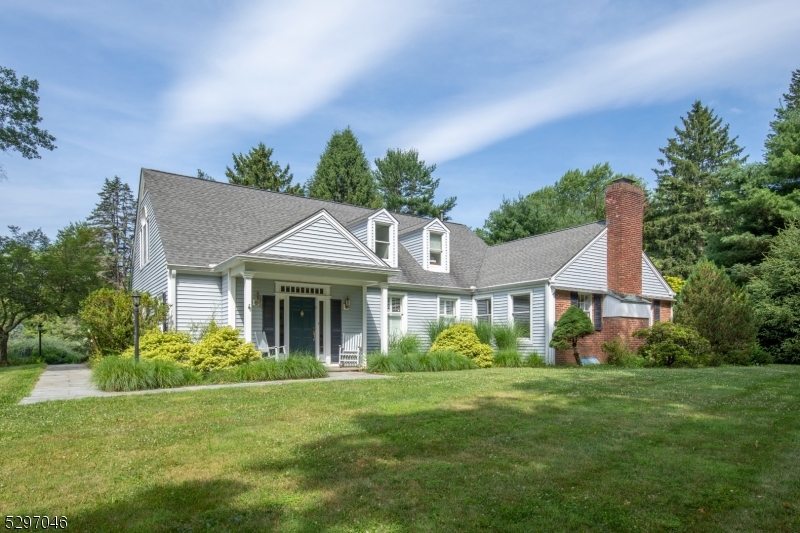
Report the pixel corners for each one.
[289,297,316,354]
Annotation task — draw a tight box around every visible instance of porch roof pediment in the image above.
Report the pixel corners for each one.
[245,210,391,269]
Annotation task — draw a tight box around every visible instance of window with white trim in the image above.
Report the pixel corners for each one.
[429,232,443,267]
[375,223,391,261]
[476,298,492,324]
[439,297,457,319]
[512,294,530,337]
[578,293,592,319]
[388,294,405,337]
[139,206,150,267]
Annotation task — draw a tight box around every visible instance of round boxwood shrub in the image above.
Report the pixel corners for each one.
[121,330,193,366]
[633,322,711,368]
[187,323,260,371]
[431,323,494,368]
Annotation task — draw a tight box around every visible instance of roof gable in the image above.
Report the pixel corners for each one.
[248,210,388,267]
[551,229,607,291]
[641,253,675,298]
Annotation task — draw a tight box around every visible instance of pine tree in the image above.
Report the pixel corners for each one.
[644,101,746,277]
[674,259,758,364]
[306,127,378,207]
[225,143,302,195]
[776,68,800,118]
[374,148,456,219]
[196,169,215,181]
[88,177,136,289]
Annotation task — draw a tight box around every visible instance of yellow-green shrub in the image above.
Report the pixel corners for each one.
[121,330,193,366]
[187,325,260,371]
[431,323,494,368]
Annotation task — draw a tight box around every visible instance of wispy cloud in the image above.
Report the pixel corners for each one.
[396,0,800,163]
[163,0,438,135]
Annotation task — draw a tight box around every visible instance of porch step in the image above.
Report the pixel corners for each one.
[325,365,362,373]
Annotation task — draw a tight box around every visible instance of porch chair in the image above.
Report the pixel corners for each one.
[255,331,287,359]
[338,333,363,368]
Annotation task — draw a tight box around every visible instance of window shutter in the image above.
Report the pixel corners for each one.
[331,299,342,363]
[654,300,661,322]
[593,294,602,331]
[262,295,276,345]
[570,292,579,307]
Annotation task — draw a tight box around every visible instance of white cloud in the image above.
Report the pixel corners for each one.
[163,0,437,135]
[396,0,800,163]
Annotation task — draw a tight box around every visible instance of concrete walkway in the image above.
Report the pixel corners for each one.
[19,364,389,405]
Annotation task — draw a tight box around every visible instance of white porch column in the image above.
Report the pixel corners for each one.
[380,283,389,354]
[362,286,367,356]
[243,273,253,344]
[545,283,556,365]
[227,270,236,327]
[167,269,177,330]
[323,297,331,363]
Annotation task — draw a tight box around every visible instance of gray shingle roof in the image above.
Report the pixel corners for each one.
[141,169,605,289]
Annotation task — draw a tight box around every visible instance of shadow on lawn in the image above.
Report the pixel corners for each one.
[68,479,282,533]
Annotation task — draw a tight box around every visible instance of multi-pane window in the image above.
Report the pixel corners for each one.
[429,232,443,266]
[439,297,456,318]
[375,223,391,260]
[388,295,404,337]
[512,294,530,337]
[578,293,592,318]
[476,298,492,324]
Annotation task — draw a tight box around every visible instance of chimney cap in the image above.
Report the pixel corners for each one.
[610,177,636,186]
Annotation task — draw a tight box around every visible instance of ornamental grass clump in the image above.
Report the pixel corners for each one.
[187,323,260,371]
[366,350,477,373]
[472,320,493,346]
[431,323,494,368]
[493,350,523,367]
[219,356,327,383]
[91,356,192,392]
[602,336,644,367]
[389,333,420,355]
[425,317,455,345]
[491,323,520,351]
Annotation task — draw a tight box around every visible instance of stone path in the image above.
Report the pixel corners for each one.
[19,364,390,405]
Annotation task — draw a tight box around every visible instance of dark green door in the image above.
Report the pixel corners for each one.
[289,297,316,354]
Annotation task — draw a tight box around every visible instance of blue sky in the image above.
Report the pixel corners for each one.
[1,0,799,237]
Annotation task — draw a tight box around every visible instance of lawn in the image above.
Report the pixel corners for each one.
[1,366,798,532]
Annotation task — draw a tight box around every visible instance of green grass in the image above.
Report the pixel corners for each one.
[1,366,799,532]
[0,364,45,407]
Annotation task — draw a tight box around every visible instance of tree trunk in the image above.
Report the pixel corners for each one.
[0,330,9,366]
[572,339,582,366]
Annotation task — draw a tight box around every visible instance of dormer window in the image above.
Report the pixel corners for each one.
[375,223,391,261]
[429,232,443,266]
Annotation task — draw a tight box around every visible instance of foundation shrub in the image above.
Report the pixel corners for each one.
[602,336,644,367]
[425,317,456,345]
[120,330,193,366]
[431,323,494,368]
[187,323,260,372]
[633,322,711,368]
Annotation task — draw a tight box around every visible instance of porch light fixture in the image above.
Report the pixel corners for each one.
[252,291,261,307]
[344,296,350,310]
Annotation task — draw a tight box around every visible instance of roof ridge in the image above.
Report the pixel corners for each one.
[141,168,474,230]
[488,220,607,248]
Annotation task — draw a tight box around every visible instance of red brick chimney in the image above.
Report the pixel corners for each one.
[606,178,644,295]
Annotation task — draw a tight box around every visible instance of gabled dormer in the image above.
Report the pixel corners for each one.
[346,209,398,267]
[400,218,450,273]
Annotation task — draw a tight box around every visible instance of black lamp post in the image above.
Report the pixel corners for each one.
[132,292,140,363]
[38,322,43,360]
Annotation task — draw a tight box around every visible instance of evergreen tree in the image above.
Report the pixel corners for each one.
[748,224,800,364]
[225,143,302,195]
[196,169,215,181]
[477,163,640,244]
[0,66,56,181]
[674,259,758,365]
[306,127,378,207]
[644,101,746,277]
[373,148,456,219]
[88,176,137,290]
[776,68,800,119]
[549,306,594,366]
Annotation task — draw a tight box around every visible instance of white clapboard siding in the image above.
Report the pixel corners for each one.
[331,285,363,339]
[406,291,438,351]
[528,285,546,357]
[491,291,509,325]
[642,255,673,299]
[176,274,223,333]
[400,230,424,267]
[553,231,607,292]
[366,287,382,353]
[264,218,376,265]
[235,279,244,332]
[350,220,368,246]
[372,211,395,224]
[460,298,473,321]
[220,273,228,324]
[131,192,168,298]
